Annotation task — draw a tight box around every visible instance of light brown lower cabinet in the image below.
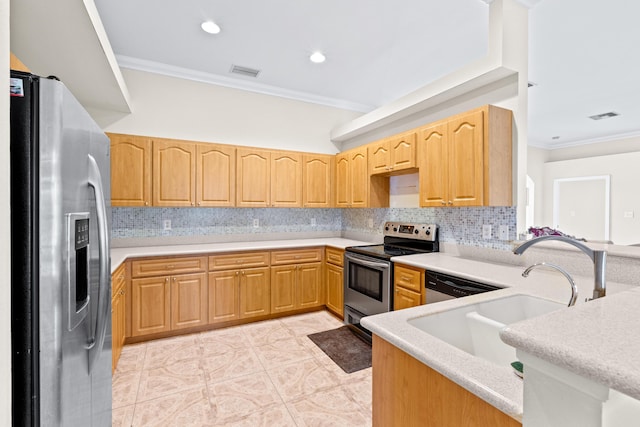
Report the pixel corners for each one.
[393,264,424,310]
[239,267,271,319]
[208,267,271,322]
[271,262,324,314]
[131,272,207,337]
[208,270,241,323]
[111,265,126,373]
[372,335,521,427]
[325,263,344,317]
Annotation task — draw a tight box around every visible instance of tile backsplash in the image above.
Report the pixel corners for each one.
[113,206,517,250]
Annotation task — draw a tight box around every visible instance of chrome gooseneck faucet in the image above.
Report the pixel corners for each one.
[522,262,578,306]
[513,235,607,300]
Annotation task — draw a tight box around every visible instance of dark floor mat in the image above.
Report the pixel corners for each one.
[307,326,372,373]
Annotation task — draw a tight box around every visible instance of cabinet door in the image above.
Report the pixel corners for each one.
[335,153,350,207]
[297,262,324,309]
[368,140,390,175]
[394,287,421,311]
[131,277,171,337]
[325,263,344,317]
[448,110,484,206]
[111,289,125,373]
[389,131,416,171]
[171,273,208,330]
[239,267,270,319]
[237,149,270,207]
[350,147,368,207]
[109,134,152,207]
[419,122,449,207]
[208,271,240,324]
[303,154,334,208]
[271,152,302,207]
[270,265,296,313]
[196,143,235,207]
[153,139,197,207]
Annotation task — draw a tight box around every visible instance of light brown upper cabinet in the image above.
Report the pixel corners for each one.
[152,139,197,207]
[302,154,334,208]
[271,151,302,207]
[335,146,368,208]
[196,143,236,207]
[236,148,271,207]
[109,133,152,207]
[368,131,417,175]
[418,105,513,207]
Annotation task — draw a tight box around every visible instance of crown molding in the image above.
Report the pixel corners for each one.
[528,129,640,150]
[116,55,374,113]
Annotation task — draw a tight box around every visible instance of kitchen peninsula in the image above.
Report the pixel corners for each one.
[362,251,639,426]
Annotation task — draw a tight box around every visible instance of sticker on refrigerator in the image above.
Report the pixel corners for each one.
[10,78,24,97]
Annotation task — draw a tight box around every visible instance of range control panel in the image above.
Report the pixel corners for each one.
[383,222,438,241]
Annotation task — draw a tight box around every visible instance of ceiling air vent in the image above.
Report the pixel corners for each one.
[230,64,261,78]
[588,111,620,121]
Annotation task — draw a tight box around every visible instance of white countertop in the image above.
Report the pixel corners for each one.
[501,286,640,402]
[361,252,636,421]
[110,237,372,273]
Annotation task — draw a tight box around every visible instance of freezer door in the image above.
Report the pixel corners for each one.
[37,77,112,426]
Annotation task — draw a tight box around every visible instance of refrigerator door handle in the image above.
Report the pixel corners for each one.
[86,154,110,374]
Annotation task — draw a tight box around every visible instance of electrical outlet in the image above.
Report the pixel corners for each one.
[624,211,634,218]
[368,218,374,228]
[499,225,509,240]
[311,218,316,226]
[482,224,492,239]
[253,218,259,228]
[163,220,171,231]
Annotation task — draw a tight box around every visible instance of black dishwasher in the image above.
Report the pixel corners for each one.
[425,270,502,304]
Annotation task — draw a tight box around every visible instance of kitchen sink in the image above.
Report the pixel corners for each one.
[408,294,565,368]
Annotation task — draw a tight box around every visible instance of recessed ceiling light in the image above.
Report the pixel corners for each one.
[309,52,326,64]
[201,21,221,34]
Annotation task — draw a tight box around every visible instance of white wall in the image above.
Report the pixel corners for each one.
[527,145,549,227]
[94,68,362,154]
[541,152,640,245]
[1,0,12,422]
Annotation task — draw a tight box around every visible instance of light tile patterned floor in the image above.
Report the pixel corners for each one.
[112,311,372,426]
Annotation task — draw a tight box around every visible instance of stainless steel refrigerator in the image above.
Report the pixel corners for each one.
[10,71,112,426]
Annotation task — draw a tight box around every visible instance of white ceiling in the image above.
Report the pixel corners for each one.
[92,0,640,149]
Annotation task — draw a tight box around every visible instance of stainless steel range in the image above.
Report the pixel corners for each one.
[344,222,439,339]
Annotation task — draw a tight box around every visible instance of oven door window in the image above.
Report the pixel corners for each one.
[347,262,384,302]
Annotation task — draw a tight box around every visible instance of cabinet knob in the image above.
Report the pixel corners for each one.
[448,201,453,205]
[120,289,125,296]
[191,202,194,206]
[145,202,149,206]
[441,201,446,205]
[173,277,176,282]
[197,202,201,206]
[165,278,169,283]
[236,271,239,276]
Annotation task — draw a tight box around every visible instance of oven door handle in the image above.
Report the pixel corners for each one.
[345,253,390,269]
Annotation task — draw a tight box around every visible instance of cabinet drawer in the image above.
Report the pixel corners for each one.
[112,263,126,297]
[394,264,423,293]
[271,248,323,265]
[325,247,344,267]
[209,251,270,271]
[131,256,207,278]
